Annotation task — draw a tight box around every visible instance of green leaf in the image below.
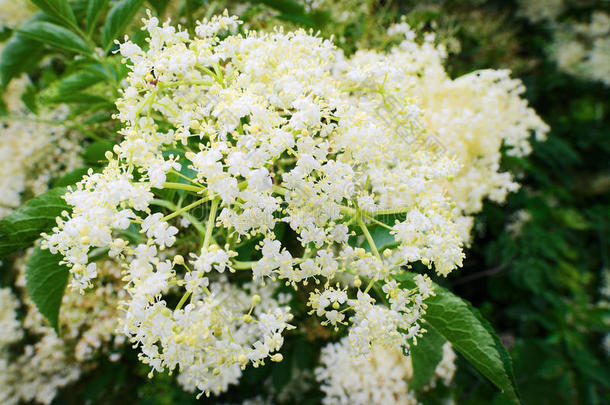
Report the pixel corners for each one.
[0,27,11,42]
[271,350,292,391]
[0,32,45,87]
[556,208,590,230]
[251,0,315,27]
[83,141,114,164]
[0,188,68,258]
[147,0,170,15]
[25,245,70,332]
[57,69,105,95]
[21,82,39,113]
[101,0,145,51]
[65,99,115,115]
[54,167,91,187]
[84,60,118,81]
[276,13,315,28]
[361,225,398,253]
[85,112,113,125]
[48,92,110,105]
[410,327,446,391]
[293,338,314,369]
[253,0,306,15]
[19,21,92,55]
[86,0,109,34]
[30,0,77,28]
[397,272,520,404]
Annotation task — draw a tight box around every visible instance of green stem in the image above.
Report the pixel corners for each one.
[176,291,191,310]
[169,168,201,185]
[271,185,287,196]
[196,65,223,86]
[214,63,225,86]
[175,199,219,310]
[340,205,356,216]
[150,199,206,237]
[232,260,255,270]
[357,215,381,261]
[159,80,213,89]
[364,278,376,294]
[162,197,208,221]
[203,198,219,250]
[136,90,158,117]
[367,207,410,217]
[362,213,393,230]
[148,199,175,210]
[340,204,409,218]
[162,182,204,193]
[356,213,383,294]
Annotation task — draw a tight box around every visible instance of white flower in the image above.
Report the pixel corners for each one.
[315,337,457,405]
[141,213,178,247]
[247,168,272,191]
[41,12,544,398]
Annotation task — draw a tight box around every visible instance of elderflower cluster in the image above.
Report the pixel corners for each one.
[3,334,82,405]
[0,72,82,217]
[315,337,456,405]
[0,0,36,28]
[0,287,26,405]
[0,288,77,405]
[309,275,435,357]
[519,2,610,86]
[517,0,564,24]
[0,288,22,347]
[506,209,532,237]
[335,23,548,224]
[171,278,292,395]
[41,11,544,397]
[553,11,610,86]
[0,254,125,405]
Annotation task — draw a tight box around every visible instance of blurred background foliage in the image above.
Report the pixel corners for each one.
[1,0,608,404]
